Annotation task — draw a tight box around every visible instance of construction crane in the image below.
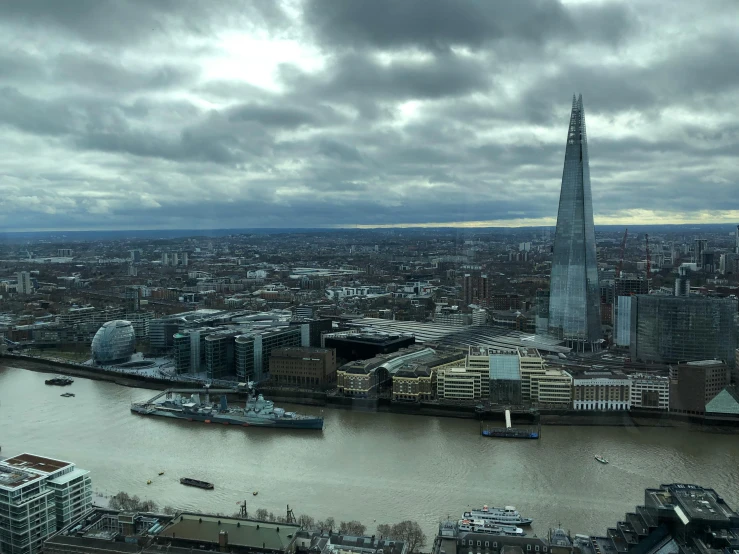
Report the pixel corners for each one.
[616,228,628,278]
[645,233,651,280]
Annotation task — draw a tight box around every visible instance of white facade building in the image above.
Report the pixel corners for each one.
[629,374,670,410]
[573,375,631,411]
[0,453,92,554]
[437,367,482,400]
[16,271,32,295]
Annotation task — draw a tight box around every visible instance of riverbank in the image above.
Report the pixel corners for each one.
[4,353,739,430]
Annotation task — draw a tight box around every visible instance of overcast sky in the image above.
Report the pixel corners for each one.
[0,0,737,231]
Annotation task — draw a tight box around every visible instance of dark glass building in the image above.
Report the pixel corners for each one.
[630,295,739,368]
[548,95,602,350]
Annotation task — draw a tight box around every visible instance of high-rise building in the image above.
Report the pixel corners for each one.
[630,296,739,368]
[674,265,690,296]
[0,453,91,554]
[462,272,489,306]
[736,224,739,254]
[16,271,32,295]
[694,239,708,267]
[548,95,601,350]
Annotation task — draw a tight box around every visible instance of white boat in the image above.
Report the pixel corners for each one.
[595,454,609,464]
[463,505,533,526]
[457,519,525,536]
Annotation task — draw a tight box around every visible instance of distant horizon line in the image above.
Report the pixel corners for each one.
[1,222,737,235]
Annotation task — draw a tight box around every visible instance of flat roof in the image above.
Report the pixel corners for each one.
[48,467,89,485]
[160,513,300,550]
[0,465,43,490]
[2,453,73,474]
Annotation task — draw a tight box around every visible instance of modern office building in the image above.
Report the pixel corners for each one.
[0,453,91,554]
[16,271,32,295]
[436,367,482,400]
[548,95,601,350]
[91,320,136,365]
[518,348,546,402]
[670,360,730,414]
[489,353,522,405]
[289,318,333,348]
[630,295,739,368]
[204,329,243,380]
[323,332,415,363]
[572,370,630,411]
[269,347,337,388]
[234,326,302,382]
[614,295,632,347]
[532,369,573,407]
[630,373,670,410]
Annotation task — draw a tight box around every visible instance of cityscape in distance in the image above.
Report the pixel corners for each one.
[1,2,739,554]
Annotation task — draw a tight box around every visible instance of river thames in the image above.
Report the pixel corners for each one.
[2,364,738,540]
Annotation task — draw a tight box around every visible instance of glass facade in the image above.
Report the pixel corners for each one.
[548,94,602,349]
[91,320,135,364]
[629,295,739,368]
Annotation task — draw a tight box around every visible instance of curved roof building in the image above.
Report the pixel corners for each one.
[91,320,135,364]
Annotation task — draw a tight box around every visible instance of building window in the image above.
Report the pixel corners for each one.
[536,546,540,552]
[527,546,531,551]
[477,541,481,546]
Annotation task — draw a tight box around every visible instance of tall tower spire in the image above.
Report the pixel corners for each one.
[548,94,602,351]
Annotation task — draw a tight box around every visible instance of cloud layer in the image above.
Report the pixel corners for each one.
[0,0,737,230]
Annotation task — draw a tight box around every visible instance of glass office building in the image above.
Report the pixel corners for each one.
[548,94,602,350]
[629,295,739,368]
[91,320,135,364]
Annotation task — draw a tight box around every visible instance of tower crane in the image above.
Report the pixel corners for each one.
[645,233,651,280]
[616,228,628,278]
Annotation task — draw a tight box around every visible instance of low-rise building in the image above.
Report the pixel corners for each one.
[269,346,337,388]
[629,373,670,410]
[295,530,407,554]
[45,509,300,554]
[572,370,631,411]
[391,350,465,402]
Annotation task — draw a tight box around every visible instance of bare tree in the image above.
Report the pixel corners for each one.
[339,521,367,536]
[298,515,315,529]
[162,506,177,515]
[376,523,393,538]
[318,517,336,531]
[255,509,270,521]
[386,521,426,553]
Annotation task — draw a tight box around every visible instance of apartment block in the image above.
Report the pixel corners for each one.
[0,453,91,554]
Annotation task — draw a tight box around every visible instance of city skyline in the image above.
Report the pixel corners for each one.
[0,0,737,232]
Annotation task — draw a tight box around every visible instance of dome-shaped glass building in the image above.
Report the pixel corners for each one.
[91,320,135,364]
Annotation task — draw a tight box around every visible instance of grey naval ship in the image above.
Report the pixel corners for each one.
[131,384,323,430]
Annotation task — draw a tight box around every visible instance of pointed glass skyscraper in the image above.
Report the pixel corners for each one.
[548,94,602,350]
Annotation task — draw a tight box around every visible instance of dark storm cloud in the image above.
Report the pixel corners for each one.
[302,0,636,51]
[0,0,737,230]
[0,0,288,45]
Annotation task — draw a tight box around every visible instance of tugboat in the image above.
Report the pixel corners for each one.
[46,377,74,386]
[180,477,214,490]
[594,454,609,464]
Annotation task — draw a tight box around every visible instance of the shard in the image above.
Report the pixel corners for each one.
[548,94,602,350]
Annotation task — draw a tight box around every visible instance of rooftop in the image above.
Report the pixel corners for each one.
[0,465,42,490]
[160,513,300,550]
[2,452,72,474]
